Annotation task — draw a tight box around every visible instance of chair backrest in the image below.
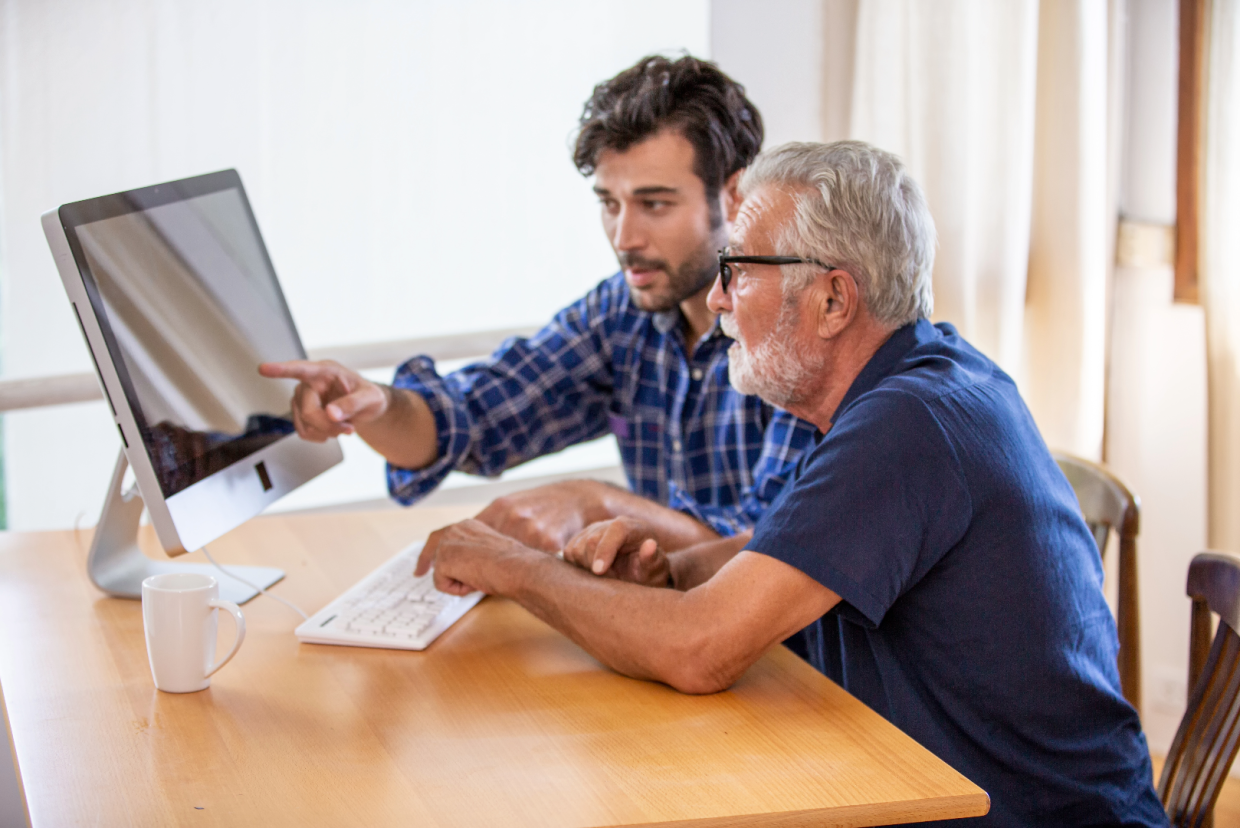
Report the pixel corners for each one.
[1158,552,1240,827]
[1053,452,1142,710]
[1054,453,1140,550]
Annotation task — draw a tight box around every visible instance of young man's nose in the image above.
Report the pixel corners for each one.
[611,207,647,252]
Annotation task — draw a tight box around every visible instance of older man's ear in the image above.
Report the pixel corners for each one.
[815,268,861,340]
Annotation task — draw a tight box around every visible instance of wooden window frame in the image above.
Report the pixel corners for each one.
[1175,0,1208,303]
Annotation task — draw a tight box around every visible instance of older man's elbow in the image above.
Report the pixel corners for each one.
[665,669,733,695]
[659,643,748,695]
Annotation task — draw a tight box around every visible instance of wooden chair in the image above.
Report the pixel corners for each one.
[1053,453,1141,711]
[1158,552,1240,827]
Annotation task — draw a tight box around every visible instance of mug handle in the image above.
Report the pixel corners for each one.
[205,599,246,678]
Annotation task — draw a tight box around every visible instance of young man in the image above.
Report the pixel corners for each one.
[414,141,1168,826]
[262,56,817,553]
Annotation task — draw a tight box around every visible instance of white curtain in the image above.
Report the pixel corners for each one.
[1202,0,1240,552]
[845,0,1113,459]
[1023,0,1113,460]
[850,0,1039,377]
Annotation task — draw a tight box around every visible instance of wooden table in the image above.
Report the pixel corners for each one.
[0,506,988,827]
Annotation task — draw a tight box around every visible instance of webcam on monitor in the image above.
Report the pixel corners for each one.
[42,169,343,603]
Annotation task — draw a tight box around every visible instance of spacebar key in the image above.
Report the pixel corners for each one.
[347,621,387,634]
[386,620,432,635]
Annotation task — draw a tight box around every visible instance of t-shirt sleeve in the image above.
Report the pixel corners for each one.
[747,389,972,628]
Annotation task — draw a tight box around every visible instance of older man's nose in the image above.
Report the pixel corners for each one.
[707,273,730,313]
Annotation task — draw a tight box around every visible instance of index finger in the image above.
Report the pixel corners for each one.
[258,360,336,382]
[562,522,606,569]
[587,520,633,575]
[415,529,444,576]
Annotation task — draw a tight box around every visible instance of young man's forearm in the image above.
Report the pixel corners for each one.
[593,483,722,550]
[355,385,440,470]
[668,532,751,590]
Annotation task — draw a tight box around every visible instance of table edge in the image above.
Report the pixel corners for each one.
[607,791,991,827]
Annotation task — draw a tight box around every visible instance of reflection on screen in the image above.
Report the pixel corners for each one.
[76,189,301,497]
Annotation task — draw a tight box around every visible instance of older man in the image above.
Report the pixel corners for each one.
[416,141,1167,826]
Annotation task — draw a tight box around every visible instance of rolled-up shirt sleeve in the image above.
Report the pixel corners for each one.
[386,289,617,506]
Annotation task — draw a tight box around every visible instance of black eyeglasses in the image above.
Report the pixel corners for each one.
[717,249,834,293]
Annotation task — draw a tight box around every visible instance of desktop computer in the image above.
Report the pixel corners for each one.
[42,169,343,604]
[43,169,482,649]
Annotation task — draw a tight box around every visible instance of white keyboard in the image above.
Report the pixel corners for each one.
[295,541,483,651]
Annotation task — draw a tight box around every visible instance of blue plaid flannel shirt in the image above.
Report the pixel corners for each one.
[388,273,819,537]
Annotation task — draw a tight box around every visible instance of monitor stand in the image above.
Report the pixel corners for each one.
[88,451,285,605]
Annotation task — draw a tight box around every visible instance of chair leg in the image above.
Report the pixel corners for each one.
[1118,537,1142,712]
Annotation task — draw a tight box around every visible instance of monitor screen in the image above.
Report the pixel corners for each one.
[62,174,304,498]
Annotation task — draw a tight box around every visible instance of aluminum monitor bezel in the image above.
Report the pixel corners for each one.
[42,169,342,556]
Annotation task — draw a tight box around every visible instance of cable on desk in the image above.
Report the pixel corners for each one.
[201,545,309,621]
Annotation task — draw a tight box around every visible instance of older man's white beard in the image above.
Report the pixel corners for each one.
[720,309,821,410]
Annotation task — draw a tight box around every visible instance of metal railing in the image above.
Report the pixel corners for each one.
[0,326,539,413]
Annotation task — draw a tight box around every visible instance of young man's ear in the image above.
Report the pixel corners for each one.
[721,169,743,223]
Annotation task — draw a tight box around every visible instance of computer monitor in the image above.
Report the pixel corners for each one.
[42,169,343,603]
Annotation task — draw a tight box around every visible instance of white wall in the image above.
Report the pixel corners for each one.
[0,0,707,530]
[710,0,827,147]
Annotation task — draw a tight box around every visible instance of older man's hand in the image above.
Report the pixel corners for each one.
[415,518,535,596]
[562,516,672,588]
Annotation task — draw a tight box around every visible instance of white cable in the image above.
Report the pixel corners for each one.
[201,545,309,621]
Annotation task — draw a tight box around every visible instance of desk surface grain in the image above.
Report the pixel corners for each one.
[0,506,987,827]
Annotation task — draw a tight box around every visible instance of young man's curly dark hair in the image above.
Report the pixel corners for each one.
[573,55,763,227]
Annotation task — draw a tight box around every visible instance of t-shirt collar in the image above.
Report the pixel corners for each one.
[832,318,938,421]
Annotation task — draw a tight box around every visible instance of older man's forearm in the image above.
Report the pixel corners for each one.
[500,551,746,694]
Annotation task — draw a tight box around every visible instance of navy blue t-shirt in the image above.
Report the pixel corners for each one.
[749,320,1167,827]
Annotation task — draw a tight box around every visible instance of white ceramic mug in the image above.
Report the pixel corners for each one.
[141,573,246,693]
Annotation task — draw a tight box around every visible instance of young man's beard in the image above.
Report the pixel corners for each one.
[620,243,720,313]
[720,301,823,411]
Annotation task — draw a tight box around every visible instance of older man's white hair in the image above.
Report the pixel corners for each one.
[740,141,936,327]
